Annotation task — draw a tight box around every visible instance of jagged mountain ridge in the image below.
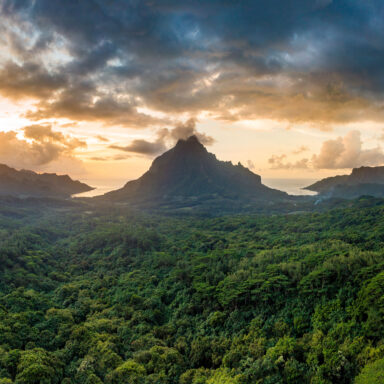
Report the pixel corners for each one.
[0,164,94,198]
[102,135,287,204]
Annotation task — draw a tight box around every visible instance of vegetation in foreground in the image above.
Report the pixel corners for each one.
[1,198,384,383]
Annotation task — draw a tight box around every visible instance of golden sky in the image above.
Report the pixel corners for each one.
[1,0,384,190]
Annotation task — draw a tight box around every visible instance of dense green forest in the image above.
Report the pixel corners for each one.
[1,198,384,383]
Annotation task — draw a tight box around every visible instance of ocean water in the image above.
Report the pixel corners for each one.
[74,186,117,198]
[74,178,318,198]
[263,178,318,196]
[73,180,125,198]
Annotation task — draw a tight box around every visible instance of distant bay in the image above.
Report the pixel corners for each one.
[263,178,318,196]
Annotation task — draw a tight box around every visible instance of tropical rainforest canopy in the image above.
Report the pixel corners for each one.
[1,197,384,383]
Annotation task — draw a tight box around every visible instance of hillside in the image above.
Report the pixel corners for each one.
[0,163,94,198]
[305,166,384,198]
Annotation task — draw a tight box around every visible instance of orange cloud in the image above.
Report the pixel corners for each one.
[312,130,384,169]
[269,130,384,170]
[0,125,86,169]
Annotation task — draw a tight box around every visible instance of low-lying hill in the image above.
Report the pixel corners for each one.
[305,166,384,198]
[0,163,94,198]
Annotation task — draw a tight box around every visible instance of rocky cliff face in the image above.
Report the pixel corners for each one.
[349,166,384,184]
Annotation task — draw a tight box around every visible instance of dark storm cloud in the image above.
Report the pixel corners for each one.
[24,82,162,127]
[110,140,167,156]
[1,0,384,126]
[0,61,67,99]
[89,154,130,161]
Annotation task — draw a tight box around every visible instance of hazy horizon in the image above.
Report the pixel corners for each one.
[73,176,319,198]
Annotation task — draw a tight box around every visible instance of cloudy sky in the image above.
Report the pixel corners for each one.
[1,0,384,189]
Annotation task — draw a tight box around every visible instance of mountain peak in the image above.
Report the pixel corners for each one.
[101,136,287,206]
[175,135,205,150]
[186,135,200,143]
[171,135,208,159]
